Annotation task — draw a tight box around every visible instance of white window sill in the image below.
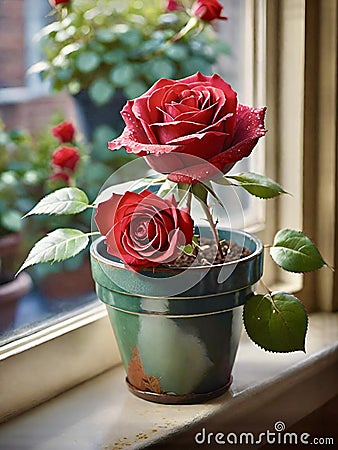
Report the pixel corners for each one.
[0,313,337,449]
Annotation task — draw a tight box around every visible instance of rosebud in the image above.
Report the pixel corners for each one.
[191,0,228,22]
[53,0,70,5]
[49,172,70,183]
[166,0,184,11]
[52,121,75,143]
[52,147,80,172]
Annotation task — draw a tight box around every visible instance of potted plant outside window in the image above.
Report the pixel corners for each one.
[0,123,33,330]
[30,0,229,140]
[0,115,111,302]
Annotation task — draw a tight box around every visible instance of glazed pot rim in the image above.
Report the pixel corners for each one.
[90,228,263,273]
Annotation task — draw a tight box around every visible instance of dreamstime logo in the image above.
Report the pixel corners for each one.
[90,155,247,297]
[194,421,335,446]
[274,421,286,432]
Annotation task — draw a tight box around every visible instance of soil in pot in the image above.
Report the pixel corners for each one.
[0,232,22,273]
[167,237,252,268]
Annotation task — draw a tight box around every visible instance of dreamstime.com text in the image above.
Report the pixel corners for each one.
[194,421,335,446]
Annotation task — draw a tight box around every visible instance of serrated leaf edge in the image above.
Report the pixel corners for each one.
[17,228,89,275]
[227,172,288,199]
[23,187,89,218]
[243,292,308,353]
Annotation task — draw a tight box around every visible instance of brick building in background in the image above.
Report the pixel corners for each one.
[0,0,76,133]
[0,0,25,88]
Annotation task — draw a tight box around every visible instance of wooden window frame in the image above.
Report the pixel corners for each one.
[1,0,337,423]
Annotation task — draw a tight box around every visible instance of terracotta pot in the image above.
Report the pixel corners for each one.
[0,272,33,331]
[90,228,263,404]
[0,232,21,258]
[39,258,95,300]
[0,232,22,274]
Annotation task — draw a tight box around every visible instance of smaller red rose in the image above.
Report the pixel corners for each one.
[166,0,184,12]
[94,190,194,271]
[191,0,228,22]
[49,172,70,183]
[53,0,70,6]
[52,147,80,172]
[52,121,75,143]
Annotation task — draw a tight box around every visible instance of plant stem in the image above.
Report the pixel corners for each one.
[186,188,192,213]
[192,183,223,259]
[260,279,281,314]
[199,199,223,259]
[260,278,272,295]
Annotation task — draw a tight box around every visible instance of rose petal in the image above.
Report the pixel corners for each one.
[210,105,267,170]
[151,120,211,144]
[108,128,179,154]
[94,193,123,236]
[168,162,219,184]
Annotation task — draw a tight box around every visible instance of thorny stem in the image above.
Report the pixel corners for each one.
[199,200,224,259]
[192,183,223,259]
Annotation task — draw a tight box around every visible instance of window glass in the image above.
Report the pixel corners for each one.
[0,0,263,344]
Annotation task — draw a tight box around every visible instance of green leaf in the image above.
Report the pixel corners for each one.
[157,179,177,198]
[24,188,89,217]
[151,58,175,79]
[227,172,288,198]
[75,51,100,73]
[182,244,194,255]
[203,181,224,207]
[89,79,115,105]
[270,229,326,272]
[17,229,90,274]
[243,292,308,352]
[1,210,22,232]
[109,63,134,87]
[96,28,115,43]
[117,29,142,47]
[124,81,147,100]
[164,44,188,61]
[103,49,126,64]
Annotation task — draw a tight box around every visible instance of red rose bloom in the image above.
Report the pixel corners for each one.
[166,0,184,11]
[94,190,194,271]
[49,172,70,183]
[53,0,70,5]
[52,147,80,172]
[52,121,75,143]
[191,0,228,21]
[108,72,266,183]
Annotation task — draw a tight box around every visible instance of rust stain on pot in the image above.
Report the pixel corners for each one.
[127,346,147,390]
[128,346,163,393]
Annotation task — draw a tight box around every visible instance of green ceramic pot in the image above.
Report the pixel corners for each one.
[90,228,263,404]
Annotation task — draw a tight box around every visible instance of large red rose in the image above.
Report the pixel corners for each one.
[52,121,75,143]
[191,0,228,22]
[52,146,80,172]
[108,72,266,183]
[94,190,194,271]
